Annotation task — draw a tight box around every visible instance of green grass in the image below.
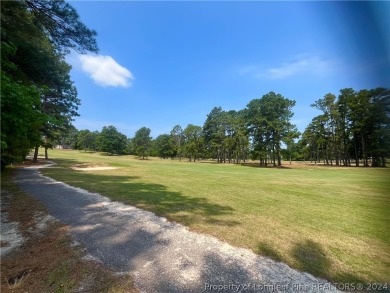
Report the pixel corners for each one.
[39,149,390,284]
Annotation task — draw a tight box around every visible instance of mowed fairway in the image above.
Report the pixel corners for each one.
[40,149,390,284]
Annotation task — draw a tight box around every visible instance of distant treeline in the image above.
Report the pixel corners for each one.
[57,88,390,167]
[1,2,389,170]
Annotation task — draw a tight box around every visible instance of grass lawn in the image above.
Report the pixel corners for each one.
[38,149,390,284]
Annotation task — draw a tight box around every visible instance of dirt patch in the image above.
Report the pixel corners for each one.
[0,172,138,293]
[11,158,50,167]
[71,162,118,171]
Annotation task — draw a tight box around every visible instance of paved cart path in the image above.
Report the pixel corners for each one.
[14,166,339,293]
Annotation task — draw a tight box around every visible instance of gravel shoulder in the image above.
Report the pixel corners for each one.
[13,165,340,293]
[1,170,138,292]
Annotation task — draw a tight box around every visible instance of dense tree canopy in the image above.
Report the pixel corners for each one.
[203,107,226,163]
[246,92,296,166]
[1,0,98,168]
[99,126,127,155]
[53,88,388,168]
[78,129,99,152]
[170,125,184,161]
[25,0,98,54]
[151,134,174,159]
[132,127,152,159]
[183,124,203,162]
[304,88,390,167]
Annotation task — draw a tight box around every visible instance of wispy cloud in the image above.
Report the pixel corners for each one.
[266,56,331,79]
[240,55,335,80]
[79,54,134,87]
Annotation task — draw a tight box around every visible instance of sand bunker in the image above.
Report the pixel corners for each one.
[73,167,118,171]
[71,163,118,171]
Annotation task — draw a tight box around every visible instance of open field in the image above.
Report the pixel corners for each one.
[37,149,390,285]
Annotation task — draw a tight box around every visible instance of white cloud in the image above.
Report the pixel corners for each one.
[79,54,134,87]
[240,55,335,80]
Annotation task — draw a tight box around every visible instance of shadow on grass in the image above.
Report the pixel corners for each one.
[240,163,292,169]
[291,240,367,285]
[43,167,239,228]
[256,240,376,286]
[292,239,331,279]
[257,242,283,262]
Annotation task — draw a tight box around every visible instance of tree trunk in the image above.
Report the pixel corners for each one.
[354,136,359,167]
[45,147,49,160]
[276,142,281,167]
[361,135,368,167]
[33,146,39,163]
[272,143,276,167]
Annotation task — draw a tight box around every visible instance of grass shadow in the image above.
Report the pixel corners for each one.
[257,242,283,262]
[43,168,239,228]
[240,163,292,169]
[291,239,368,284]
[291,239,331,279]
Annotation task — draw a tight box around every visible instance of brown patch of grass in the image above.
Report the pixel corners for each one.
[72,162,108,168]
[0,172,138,293]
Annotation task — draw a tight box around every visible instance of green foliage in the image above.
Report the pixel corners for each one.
[57,125,79,149]
[0,70,44,164]
[203,107,226,162]
[56,86,388,167]
[304,88,390,167]
[183,124,203,162]
[170,125,184,160]
[133,127,152,159]
[203,108,249,163]
[25,0,98,54]
[77,130,99,152]
[152,134,175,159]
[370,89,390,166]
[224,110,249,163]
[1,0,98,168]
[99,126,128,155]
[246,92,296,166]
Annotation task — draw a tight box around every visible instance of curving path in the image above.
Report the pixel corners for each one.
[15,165,339,293]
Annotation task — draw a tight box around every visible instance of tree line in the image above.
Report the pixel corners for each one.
[57,89,389,167]
[2,2,388,169]
[302,88,389,167]
[1,0,97,170]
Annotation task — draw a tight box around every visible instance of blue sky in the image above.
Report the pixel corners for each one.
[67,1,389,138]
